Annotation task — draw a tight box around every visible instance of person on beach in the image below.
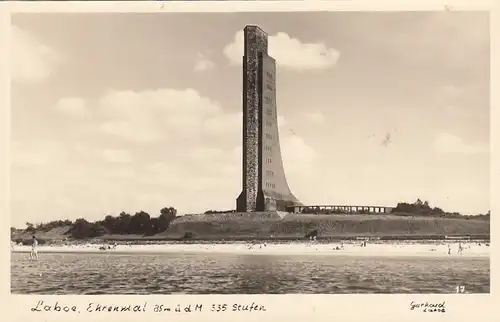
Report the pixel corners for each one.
[458,243,463,255]
[29,235,39,260]
[447,244,451,255]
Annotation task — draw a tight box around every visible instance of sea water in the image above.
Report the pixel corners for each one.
[11,252,489,294]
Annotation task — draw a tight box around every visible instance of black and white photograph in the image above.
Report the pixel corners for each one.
[9,10,490,295]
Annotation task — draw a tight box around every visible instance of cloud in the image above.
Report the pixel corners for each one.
[193,53,215,72]
[188,146,225,162]
[54,97,87,117]
[281,135,318,170]
[304,111,325,124]
[434,84,488,120]
[434,132,487,154]
[223,31,340,71]
[439,85,462,99]
[99,121,161,143]
[11,25,63,84]
[11,149,49,168]
[424,13,489,69]
[202,112,241,135]
[434,85,465,112]
[96,88,222,142]
[367,12,488,71]
[102,149,133,163]
[11,141,68,168]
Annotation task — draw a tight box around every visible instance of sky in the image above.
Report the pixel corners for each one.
[10,11,490,227]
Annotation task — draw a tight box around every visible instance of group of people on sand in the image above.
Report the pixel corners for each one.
[447,243,464,255]
[13,235,481,258]
[333,242,345,251]
[16,236,120,258]
[98,243,118,251]
[246,242,267,250]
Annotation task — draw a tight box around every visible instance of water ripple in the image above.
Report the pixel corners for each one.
[11,253,489,294]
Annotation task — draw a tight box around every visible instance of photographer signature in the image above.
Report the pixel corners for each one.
[410,301,446,313]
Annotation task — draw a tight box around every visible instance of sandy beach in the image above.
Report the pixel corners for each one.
[11,241,489,258]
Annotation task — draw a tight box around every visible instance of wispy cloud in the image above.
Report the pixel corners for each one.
[11,26,63,84]
[434,132,488,155]
[54,97,88,117]
[102,149,134,163]
[194,52,215,72]
[304,111,325,124]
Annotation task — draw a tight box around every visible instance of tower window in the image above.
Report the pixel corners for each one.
[265,182,275,189]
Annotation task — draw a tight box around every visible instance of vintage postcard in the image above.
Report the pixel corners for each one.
[1,0,498,321]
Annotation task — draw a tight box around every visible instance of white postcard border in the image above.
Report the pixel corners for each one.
[1,1,498,321]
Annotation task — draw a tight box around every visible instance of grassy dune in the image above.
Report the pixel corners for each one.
[11,226,72,242]
[11,212,490,242]
[164,212,490,239]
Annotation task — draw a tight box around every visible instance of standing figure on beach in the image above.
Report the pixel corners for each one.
[457,243,463,256]
[447,244,451,255]
[29,235,39,260]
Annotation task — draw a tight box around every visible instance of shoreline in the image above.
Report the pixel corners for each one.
[99,233,491,241]
[11,241,490,258]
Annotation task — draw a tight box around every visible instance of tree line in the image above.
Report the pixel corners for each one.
[18,207,179,240]
[392,199,490,220]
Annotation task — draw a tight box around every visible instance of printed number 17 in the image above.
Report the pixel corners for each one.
[456,285,465,293]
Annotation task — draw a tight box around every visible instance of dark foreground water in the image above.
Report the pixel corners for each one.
[11,253,489,294]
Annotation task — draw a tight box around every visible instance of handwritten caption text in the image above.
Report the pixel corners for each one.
[31,300,266,314]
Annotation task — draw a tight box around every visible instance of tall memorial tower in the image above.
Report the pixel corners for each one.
[236,25,300,212]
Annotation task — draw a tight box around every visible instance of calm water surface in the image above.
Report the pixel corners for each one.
[11,253,489,294]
